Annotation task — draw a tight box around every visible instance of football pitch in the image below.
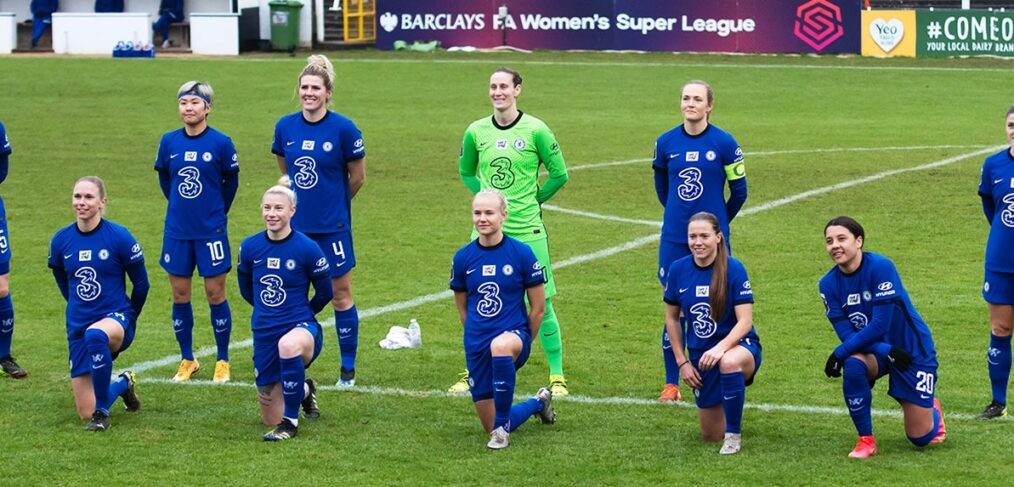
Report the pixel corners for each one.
[1,50,1012,484]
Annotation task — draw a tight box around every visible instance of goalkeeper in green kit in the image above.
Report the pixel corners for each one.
[451,67,570,396]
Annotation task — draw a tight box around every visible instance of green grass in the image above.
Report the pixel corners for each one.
[1,49,1013,484]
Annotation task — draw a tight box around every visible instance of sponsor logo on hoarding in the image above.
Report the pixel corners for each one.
[869,18,904,52]
[794,0,845,51]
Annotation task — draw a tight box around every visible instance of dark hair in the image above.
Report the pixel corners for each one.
[689,211,728,320]
[1007,103,1014,118]
[492,67,522,87]
[824,216,865,247]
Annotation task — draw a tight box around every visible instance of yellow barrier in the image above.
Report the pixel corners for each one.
[343,0,376,42]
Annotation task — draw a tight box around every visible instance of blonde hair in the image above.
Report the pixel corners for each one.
[474,189,508,213]
[264,182,296,207]
[75,175,108,214]
[299,54,335,104]
[177,81,214,106]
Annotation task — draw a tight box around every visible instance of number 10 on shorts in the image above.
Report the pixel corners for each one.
[206,240,226,262]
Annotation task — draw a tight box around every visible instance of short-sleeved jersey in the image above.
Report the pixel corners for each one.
[460,113,566,243]
[238,230,330,332]
[979,148,1014,273]
[48,220,144,337]
[450,235,544,351]
[654,124,744,244]
[819,252,937,367]
[272,111,365,234]
[154,126,239,240]
[663,255,757,351]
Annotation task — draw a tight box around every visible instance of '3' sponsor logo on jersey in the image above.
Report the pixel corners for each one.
[177,166,203,199]
[292,156,318,189]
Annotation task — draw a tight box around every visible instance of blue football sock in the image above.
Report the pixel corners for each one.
[843,357,873,436]
[85,328,113,415]
[172,302,195,361]
[662,326,680,386]
[0,294,13,358]
[988,333,1011,405]
[210,301,232,362]
[104,374,130,411]
[492,356,516,431]
[335,305,359,371]
[908,405,941,446]
[279,355,305,424]
[720,372,746,434]
[508,398,543,432]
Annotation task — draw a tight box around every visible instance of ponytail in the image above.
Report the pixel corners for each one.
[689,211,728,319]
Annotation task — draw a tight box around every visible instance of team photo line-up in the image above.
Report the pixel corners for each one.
[1,55,1011,454]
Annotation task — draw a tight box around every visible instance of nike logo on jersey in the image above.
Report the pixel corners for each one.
[679,288,688,293]
[286,141,295,146]
[170,153,180,159]
[994,178,1005,184]
[668,153,681,160]
[64,254,73,259]
[212,260,223,266]
[723,395,737,400]
[466,269,476,274]
[253,259,264,264]
[920,394,931,399]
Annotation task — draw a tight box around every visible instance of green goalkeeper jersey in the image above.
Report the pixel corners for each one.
[459,112,568,243]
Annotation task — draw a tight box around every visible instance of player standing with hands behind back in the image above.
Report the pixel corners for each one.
[273,54,366,387]
[976,104,1014,419]
[653,80,747,402]
[155,81,239,384]
[455,67,570,396]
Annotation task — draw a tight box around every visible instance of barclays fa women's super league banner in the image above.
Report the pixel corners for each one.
[376,0,862,54]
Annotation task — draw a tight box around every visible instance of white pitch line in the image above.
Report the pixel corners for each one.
[544,146,1003,227]
[563,144,992,173]
[737,145,1002,217]
[138,377,991,421]
[126,145,1001,375]
[541,204,662,228]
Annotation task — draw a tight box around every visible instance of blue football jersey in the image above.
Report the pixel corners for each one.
[653,124,744,244]
[450,236,544,351]
[979,148,1014,273]
[48,220,144,337]
[663,255,757,351]
[0,120,10,157]
[819,252,937,367]
[237,230,330,332]
[154,126,239,239]
[271,111,365,234]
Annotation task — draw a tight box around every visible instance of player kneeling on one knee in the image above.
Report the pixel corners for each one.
[820,216,945,459]
[50,177,148,431]
[238,184,332,441]
[450,190,556,450]
[662,212,761,455]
